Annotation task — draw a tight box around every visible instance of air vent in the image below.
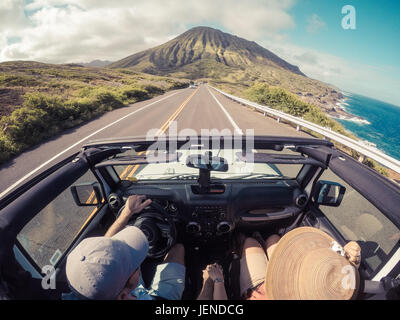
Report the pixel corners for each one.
[186,222,201,234]
[216,222,233,234]
[295,194,308,208]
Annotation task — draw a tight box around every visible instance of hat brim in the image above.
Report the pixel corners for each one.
[264,227,359,300]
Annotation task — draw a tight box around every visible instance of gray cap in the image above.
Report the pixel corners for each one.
[65,226,149,299]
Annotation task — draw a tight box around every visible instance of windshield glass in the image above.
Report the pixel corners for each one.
[111,147,303,181]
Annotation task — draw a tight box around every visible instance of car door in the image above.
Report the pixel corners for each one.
[303,155,400,282]
[0,150,111,299]
[15,169,105,275]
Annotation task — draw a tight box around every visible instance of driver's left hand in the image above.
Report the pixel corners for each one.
[119,195,152,222]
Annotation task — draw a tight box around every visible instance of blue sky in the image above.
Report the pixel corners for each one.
[288,1,400,67]
[1,0,399,106]
[283,0,400,106]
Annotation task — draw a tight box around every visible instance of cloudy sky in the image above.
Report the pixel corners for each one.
[1,0,399,106]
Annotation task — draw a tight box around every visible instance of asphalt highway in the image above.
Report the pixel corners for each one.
[0,84,310,198]
[3,84,398,276]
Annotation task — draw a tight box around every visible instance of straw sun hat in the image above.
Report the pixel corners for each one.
[264,227,360,300]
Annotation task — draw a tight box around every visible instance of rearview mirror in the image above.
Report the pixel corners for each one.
[314,180,346,207]
[186,154,228,172]
[70,182,103,206]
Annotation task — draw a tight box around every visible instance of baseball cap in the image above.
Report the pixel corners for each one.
[65,226,149,300]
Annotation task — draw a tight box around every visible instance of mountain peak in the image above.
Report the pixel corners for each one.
[109,26,305,77]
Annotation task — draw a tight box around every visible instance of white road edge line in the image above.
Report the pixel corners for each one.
[207,86,243,135]
[0,91,181,199]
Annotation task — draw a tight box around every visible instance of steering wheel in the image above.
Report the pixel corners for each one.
[117,200,176,259]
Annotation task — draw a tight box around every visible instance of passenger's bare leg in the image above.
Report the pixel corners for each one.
[240,237,267,296]
[163,243,185,266]
[265,235,280,260]
[242,237,265,256]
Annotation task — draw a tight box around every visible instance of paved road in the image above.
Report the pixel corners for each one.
[3,84,398,276]
[0,84,310,198]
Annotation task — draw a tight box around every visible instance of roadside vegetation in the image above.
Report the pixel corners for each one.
[212,80,389,177]
[0,61,187,164]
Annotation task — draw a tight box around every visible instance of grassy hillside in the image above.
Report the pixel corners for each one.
[0,61,188,164]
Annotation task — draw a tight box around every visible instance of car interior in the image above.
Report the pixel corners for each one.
[1,136,399,300]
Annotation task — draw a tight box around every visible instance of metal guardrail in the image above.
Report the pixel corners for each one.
[210,86,400,175]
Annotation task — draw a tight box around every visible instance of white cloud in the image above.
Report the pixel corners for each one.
[0,0,28,32]
[306,14,326,34]
[260,39,400,105]
[0,0,297,63]
[1,0,398,105]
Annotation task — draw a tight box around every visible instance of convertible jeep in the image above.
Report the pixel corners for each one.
[0,136,399,299]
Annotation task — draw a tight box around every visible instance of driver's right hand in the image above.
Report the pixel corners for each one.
[119,195,152,222]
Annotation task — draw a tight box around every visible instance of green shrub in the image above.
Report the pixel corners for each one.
[244,83,350,136]
[363,158,389,177]
[0,74,41,87]
[93,89,125,109]
[121,87,149,102]
[139,84,164,95]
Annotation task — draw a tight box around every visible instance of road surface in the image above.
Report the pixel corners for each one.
[0,84,309,197]
[3,84,398,275]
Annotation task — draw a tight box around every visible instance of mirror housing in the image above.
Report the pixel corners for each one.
[314,180,346,207]
[70,182,103,206]
[186,153,228,172]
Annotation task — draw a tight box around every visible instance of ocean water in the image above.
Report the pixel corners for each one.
[335,93,400,161]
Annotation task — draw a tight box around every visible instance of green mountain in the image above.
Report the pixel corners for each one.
[109,26,342,108]
[109,26,304,76]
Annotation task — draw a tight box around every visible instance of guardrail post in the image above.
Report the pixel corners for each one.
[277,117,281,123]
[263,112,266,117]
[358,154,366,163]
[296,125,301,131]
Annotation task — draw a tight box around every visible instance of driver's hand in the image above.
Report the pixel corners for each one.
[119,195,152,222]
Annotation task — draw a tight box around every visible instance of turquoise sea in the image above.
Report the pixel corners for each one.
[335,93,400,161]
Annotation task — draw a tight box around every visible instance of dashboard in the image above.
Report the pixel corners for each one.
[110,180,309,241]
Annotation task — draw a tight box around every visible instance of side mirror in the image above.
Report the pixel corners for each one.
[70,182,103,206]
[186,154,228,172]
[314,180,346,207]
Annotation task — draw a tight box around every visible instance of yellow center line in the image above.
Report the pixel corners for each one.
[85,191,96,204]
[126,87,199,178]
[117,89,198,180]
[75,88,199,235]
